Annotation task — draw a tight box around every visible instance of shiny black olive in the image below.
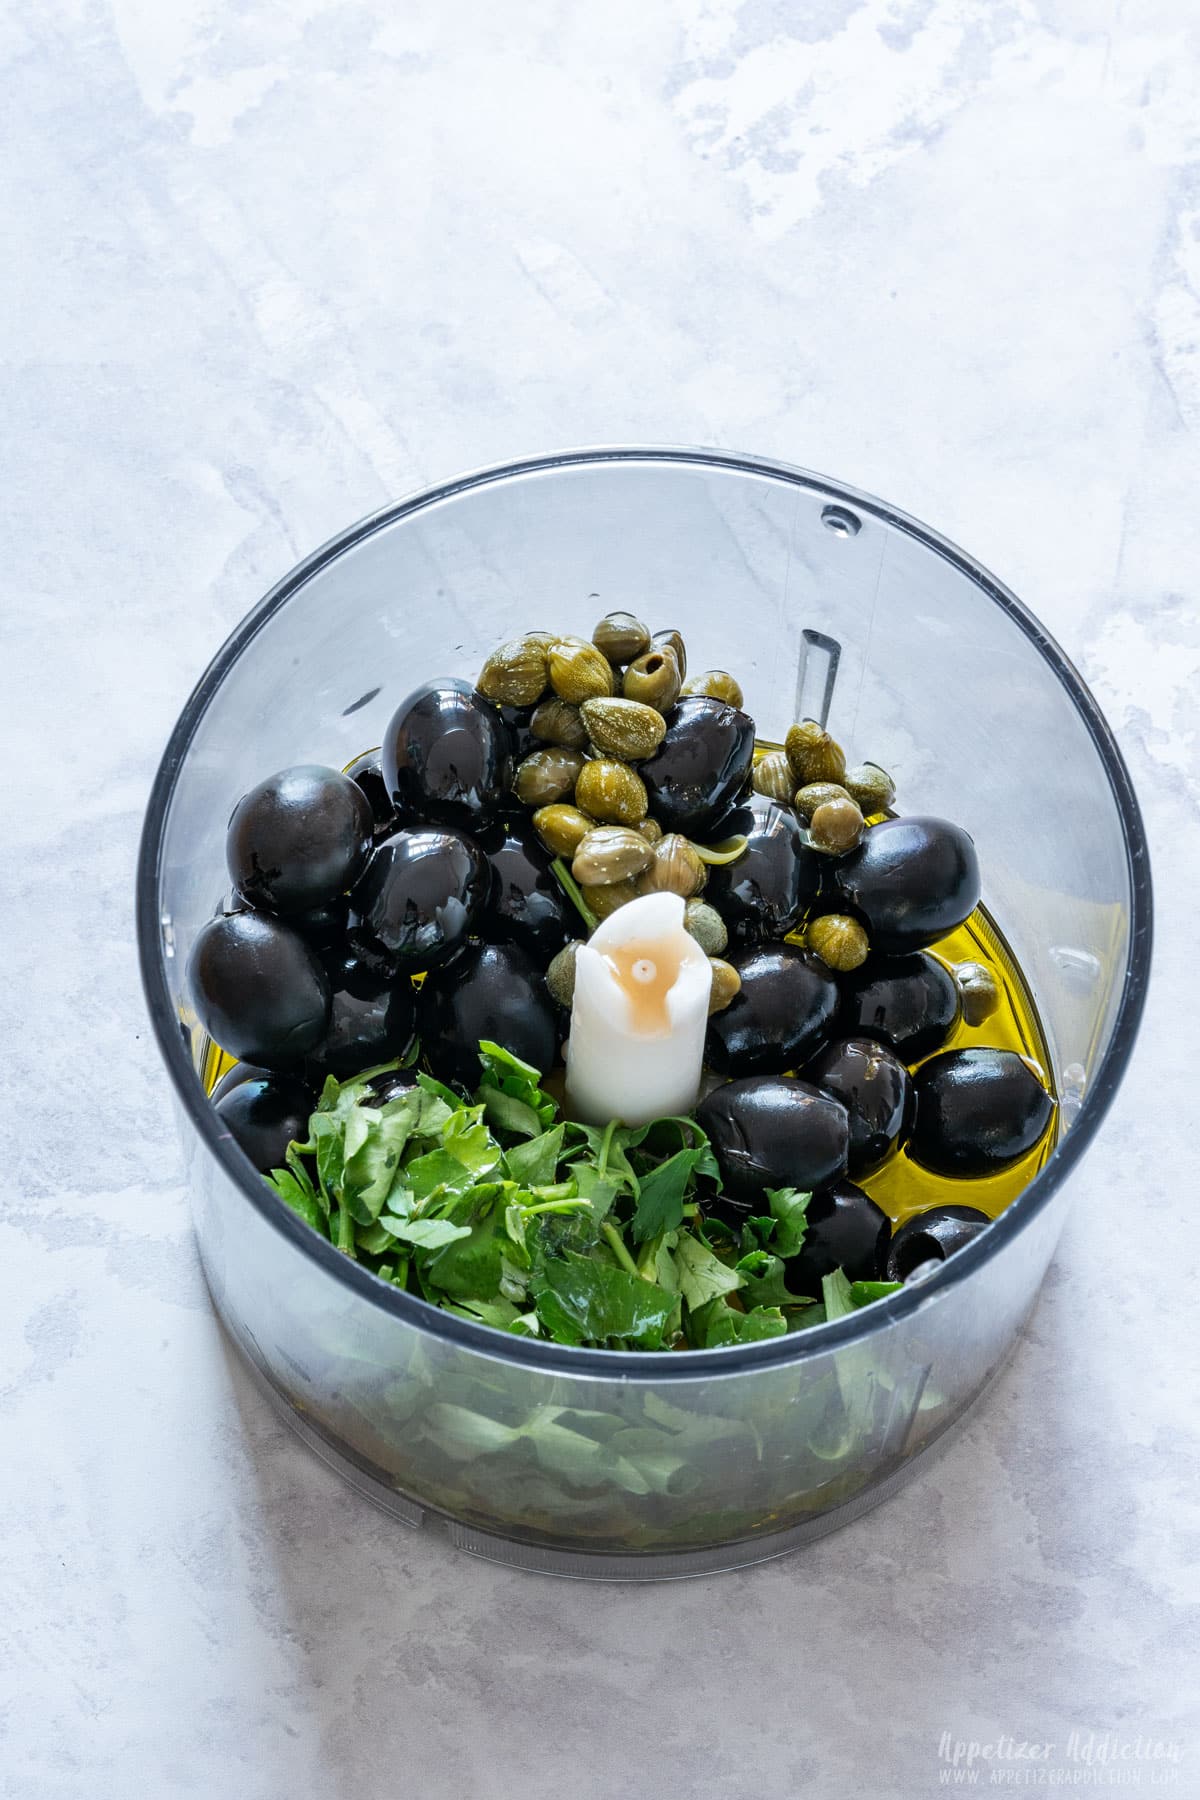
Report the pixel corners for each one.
[695,1076,849,1203]
[803,1036,914,1177]
[885,1205,991,1280]
[911,1048,1055,1177]
[307,962,417,1082]
[214,1072,314,1174]
[704,794,821,942]
[351,827,489,974]
[706,944,839,1078]
[344,750,397,838]
[638,696,756,837]
[290,895,350,949]
[226,765,374,916]
[210,1060,272,1103]
[417,942,558,1092]
[187,912,331,1070]
[498,703,537,764]
[784,1181,892,1292]
[364,1067,420,1107]
[382,678,511,829]
[839,952,960,1061]
[480,826,579,962]
[831,816,981,953]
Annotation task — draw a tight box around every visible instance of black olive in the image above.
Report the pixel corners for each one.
[480,825,579,962]
[910,1048,1055,1177]
[187,912,331,1070]
[706,944,839,1078]
[695,1076,849,1203]
[784,1181,892,1292]
[210,1060,272,1103]
[803,1036,914,1177]
[831,816,981,953]
[290,895,350,949]
[839,952,960,1061]
[498,703,537,764]
[363,1067,420,1107]
[417,942,558,1092]
[344,750,397,838]
[382,678,512,829]
[638,696,756,837]
[351,826,489,974]
[307,961,417,1082]
[885,1205,991,1280]
[214,1072,314,1174]
[226,765,374,916]
[704,795,821,942]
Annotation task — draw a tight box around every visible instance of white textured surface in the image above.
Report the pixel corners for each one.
[2,4,1197,1796]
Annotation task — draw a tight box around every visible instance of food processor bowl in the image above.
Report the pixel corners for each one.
[137,448,1151,1578]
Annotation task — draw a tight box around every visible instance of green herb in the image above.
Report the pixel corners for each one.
[261,1045,899,1353]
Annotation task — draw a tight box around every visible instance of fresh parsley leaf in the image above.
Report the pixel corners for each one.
[674,1232,743,1311]
[381,1216,473,1251]
[503,1123,566,1188]
[691,1298,788,1346]
[629,1147,708,1243]
[849,1279,903,1307]
[821,1268,856,1320]
[265,1166,326,1234]
[734,1249,813,1310]
[475,1040,557,1134]
[532,1253,676,1349]
[764,1187,811,1257]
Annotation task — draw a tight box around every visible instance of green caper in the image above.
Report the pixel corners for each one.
[752,750,796,805]
[685,898,728,957]
[476,638,549,707]
[807,796,865,855]
[622,645,682,712]
[652,628,688,678]
[955,960,1001,1026]
[572,826,655,887]
[533,803,594,858]
[530,696,589,750]
[645,833,707,899]
[681,669,744,708]
[548,637,616,703]
[794,780,852,822]
[579,696,667,761]
[546,940,580,1009]
[575,758,648,825]
[592,610,651,665]
[582,876,645,920]
[513,747,585,807]
[639,817,664,845]
[785,719,847,785]
[843,762,896,815]
[807,913,869,972]
[707,958,741,1014]
[522,629,559,651]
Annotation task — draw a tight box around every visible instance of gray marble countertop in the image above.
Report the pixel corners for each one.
[3,3,1196,1796]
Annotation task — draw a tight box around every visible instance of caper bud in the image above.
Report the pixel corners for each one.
[530,697,589,750]
[807,797,865,856]
[639,817,664,845]
[533,803,594,858]
[592,610,651,665]
[807,796,865,856]
[575,758,648,825]
[752,750,796,805]
[547,637,615,704]
[522,629,559,651]
[807,913,870,972]
[645,832,707,899]
[580,696,667,761]
[547,939,581,1009]
[652,628,688,679]
[476,638,549,707]
[622,645,682,712]
[785,719,847,785]
[682,670,744,708]
[582,876,644,920]
[794,780,852,822]
[572,825,655,887]
[707,958,741,1015]
[955,960,1001,1026]
[685,898,728,957]
[843,762,896,815]
[514,747,585,808]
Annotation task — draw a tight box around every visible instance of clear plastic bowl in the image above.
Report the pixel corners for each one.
[137,448,1151,1579]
